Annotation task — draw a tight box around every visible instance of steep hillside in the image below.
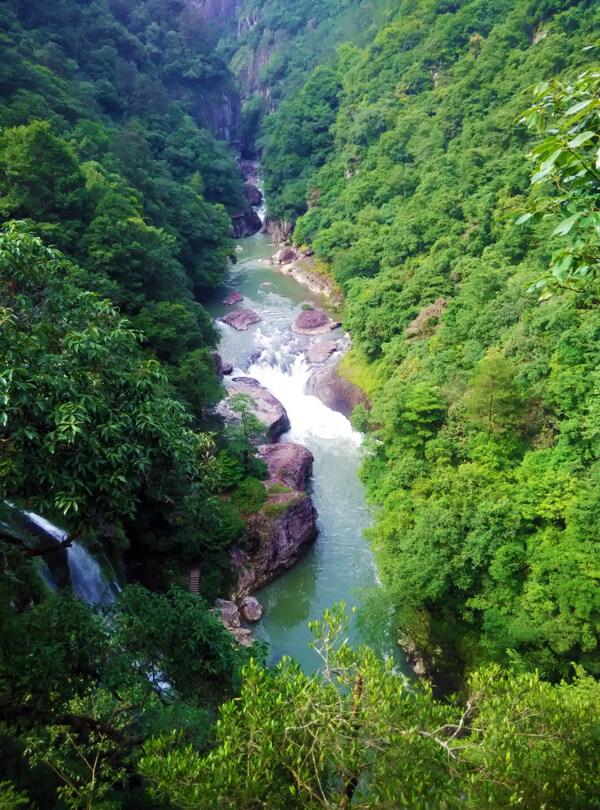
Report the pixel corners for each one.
[202,0,393,154]
[0,0,254,423]
[262,0,600,679]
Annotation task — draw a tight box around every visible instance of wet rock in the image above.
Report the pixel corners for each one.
[261,281,272,287]
[276,247,297,264]
[305,340,337,364]
[231,208,262,238]
[215,598,241,629]
[258,443,314,491]
[239,595,263,622]
[222,309,261,331]
[222,362,233,376]
[244,182,263,206]
[232,628,254,646]
[306,364,370,419]
[232,495,318,596]
[223,291,244,306]
[217,377,290,441]
[212,352,224,379]
[291,309,341,336]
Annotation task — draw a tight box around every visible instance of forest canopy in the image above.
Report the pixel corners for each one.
[4,0,600,805]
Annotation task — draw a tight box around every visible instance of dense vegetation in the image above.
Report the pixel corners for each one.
[0,2,262,804]
[4,0,600,805]
[216,0,393,154]
[0,0,247,420]
[261,0,600,682]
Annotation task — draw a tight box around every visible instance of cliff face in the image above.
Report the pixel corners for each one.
[191,0,245,32]
[192,83,242,145]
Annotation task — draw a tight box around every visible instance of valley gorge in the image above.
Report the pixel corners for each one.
[4,0,600,806]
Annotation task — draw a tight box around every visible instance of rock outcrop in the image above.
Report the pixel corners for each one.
[221,309,261,331]
[306,364,370,418]
[240,595,263,622]
[291,309,341,336]
[265,219,294,242]
[238,159,260,183]
[232,495,318,596]
[223,291,244,306]
[231,439,317,596]
[212,352,225,379]
[258,442,314,491]
[193,87,242,145]
[217,377,290,441]
[244,182,262,206]
[231,208,262,238]
[276,247,296,264]
[305,340,337,364]
[214,599,253,646]
[405,297,448,338]
[276,251,343,306]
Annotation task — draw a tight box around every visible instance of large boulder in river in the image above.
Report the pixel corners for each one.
[306,364,370,419]
[305,340,338,364]
[223,291,244,306]
[212,352,225,379]
[239,595,263,622]
[291,309,341,336]
[258,443,314,491]
[222,309,261,331]
[244,182,262,206]
[217,377,290,441]
[231,208,262,238]
[231,494,318,596]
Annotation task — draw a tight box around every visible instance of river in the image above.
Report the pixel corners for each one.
[205,224,402,672]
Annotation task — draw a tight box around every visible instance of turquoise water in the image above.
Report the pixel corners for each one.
[207,229,403,673]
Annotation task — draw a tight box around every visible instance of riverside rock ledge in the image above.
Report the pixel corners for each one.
[216,377,291,442]
[231,443,318,597]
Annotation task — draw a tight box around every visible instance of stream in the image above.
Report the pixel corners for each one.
[206,220,401,672]
[12,190,402,673]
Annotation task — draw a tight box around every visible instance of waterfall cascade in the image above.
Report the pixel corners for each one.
[25,510,120,605]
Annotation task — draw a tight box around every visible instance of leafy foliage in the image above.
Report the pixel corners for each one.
[141,606,600,808]
[522,67,600,297]
[259,0,600,679]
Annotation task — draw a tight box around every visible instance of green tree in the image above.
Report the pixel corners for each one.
[225,393,268,475]
[522,68,600,299]
[141,606,600,809]
[464,348,524,436]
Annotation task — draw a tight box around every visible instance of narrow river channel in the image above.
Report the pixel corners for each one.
[206,222,402,673]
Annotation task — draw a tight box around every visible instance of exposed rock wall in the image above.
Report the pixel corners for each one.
[232,495,318,597]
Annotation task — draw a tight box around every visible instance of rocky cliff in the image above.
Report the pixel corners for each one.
[231,443,318,597]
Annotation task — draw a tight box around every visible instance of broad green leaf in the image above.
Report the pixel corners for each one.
[567,131,596,149]
[565,99,594,116]
[553,214,580,236]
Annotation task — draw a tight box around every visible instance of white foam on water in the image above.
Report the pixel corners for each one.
[67,542,119,605]
[24,510,118,605]
[248,354,362,446]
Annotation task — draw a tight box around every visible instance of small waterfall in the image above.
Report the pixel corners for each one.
[24,510,119,605]
[67,543,120,605]
[248,354,362,446]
